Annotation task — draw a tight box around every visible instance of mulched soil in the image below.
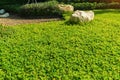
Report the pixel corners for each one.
[0,14,61,26]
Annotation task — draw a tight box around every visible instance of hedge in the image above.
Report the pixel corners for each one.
[71,2,120,10]
[19,1,63,18]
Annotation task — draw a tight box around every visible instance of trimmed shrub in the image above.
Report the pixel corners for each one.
[71,2,97,10]
[19,1,63,18]
[88,0,120,3]
[71,2,120,10]
[57,0,88,3]
[96,2,120,9]
[95,3,107,9]
[106,2,120,9]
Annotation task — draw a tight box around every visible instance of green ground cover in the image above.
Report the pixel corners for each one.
[0,9,120,79]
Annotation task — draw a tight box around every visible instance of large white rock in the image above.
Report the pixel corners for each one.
[70,10,94,23]
[0,9,5,14]
[58,4,74,12]
[0,13,9,18]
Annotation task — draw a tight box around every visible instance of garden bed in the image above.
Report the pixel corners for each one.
[0,14,61,26]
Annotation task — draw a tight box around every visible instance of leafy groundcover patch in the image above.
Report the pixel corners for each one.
[0,10,120,79]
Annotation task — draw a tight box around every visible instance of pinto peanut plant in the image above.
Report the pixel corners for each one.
[0,9,120,80]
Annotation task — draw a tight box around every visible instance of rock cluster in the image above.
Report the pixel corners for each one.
[57,4,94,23]
[0,9,9,18]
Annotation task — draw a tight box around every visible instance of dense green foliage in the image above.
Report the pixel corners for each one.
[0,0,120,17]
[0,4,21,14]
[0,0,26,5]
[71,2,120,10]
[71,2,96,10]
[19,1,63,18]
[0,0,89,5]
[57,0,88,3]
[96,2,120,9]
[0,0,120,6]
[1,2,119,15]
[0,9,120,79]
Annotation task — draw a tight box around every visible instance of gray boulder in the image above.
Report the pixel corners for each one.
[0,9,5,14]
[0,13,9,18]
[70,10,94,23]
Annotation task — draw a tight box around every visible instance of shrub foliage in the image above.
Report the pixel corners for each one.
[19,1,63,18]
[71,2,96,10]
[71,2,120,10]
